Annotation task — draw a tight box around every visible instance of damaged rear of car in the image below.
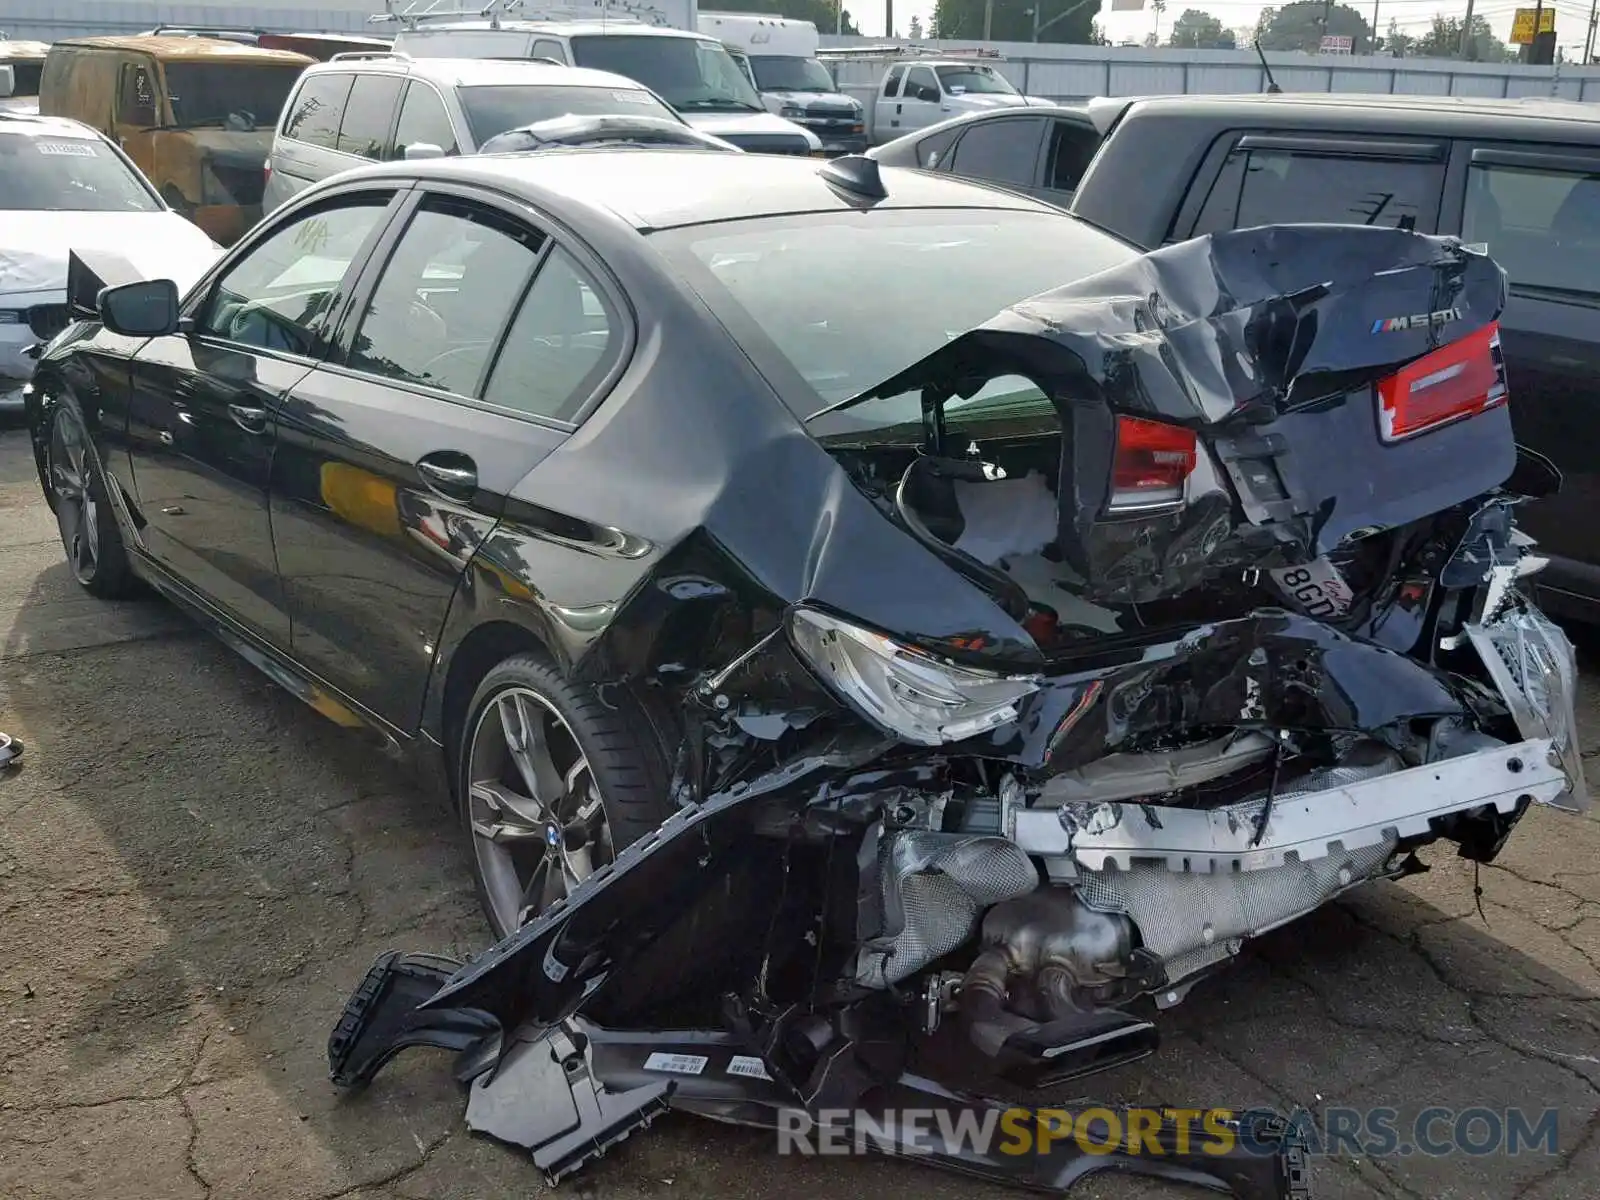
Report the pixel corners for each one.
[329,211,1584,1199]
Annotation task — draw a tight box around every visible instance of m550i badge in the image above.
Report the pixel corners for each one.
[1371,306,1464,333]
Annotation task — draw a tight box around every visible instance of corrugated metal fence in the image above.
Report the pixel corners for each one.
[820,37,1600,103]
[1,1,371,41]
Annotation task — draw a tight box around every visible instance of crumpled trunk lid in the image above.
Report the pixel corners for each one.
[818,225,1511,606]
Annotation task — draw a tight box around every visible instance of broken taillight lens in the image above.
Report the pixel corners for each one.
[1377,322,1507,443]
[1111,415,1198,510]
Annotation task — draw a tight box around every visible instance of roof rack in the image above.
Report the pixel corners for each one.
[371,0,662,29]
[143,25,272,42]
[328,48,414,60]
[817,43,1005,61]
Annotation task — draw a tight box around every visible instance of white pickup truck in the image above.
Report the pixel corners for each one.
[821,49,1051,146]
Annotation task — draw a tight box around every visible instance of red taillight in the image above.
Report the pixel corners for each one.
[1112,415,1198,509]
[1377,321,1506,443]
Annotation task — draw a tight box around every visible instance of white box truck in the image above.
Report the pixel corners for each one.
[698,12,865,155]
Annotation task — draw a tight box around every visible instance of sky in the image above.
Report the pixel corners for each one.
[848,0,1598,56]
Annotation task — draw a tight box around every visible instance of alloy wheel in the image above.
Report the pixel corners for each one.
[466,687,615,932]
[50,411,100,586]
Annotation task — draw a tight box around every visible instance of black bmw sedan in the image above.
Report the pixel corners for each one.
[24,148,1139,935]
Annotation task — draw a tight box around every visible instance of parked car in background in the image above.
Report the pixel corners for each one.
[263,54,701,213]
[0,38,48,113]
[38,35,313,245]
[390,15,824,155]
[1066,92,1600,623]
[0,110,219,414]
[699,12,865,155]
[869,101,1108,206]
[820,47,1051,145]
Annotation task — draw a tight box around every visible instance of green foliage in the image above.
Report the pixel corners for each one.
[1168,8,1234,47]
[932,0,1102,44]
[1254,1,1372,52]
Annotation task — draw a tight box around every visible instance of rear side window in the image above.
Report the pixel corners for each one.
[882,66,903,98]
[350,198,545,397]
[284,73,353,149]
[916,126,959,169]
[1464,161,1600,298]
[118,61,158,125]
[483,247,620,423]
[1045,119,1100,194]
[337,74,403,159]
[1194,144,1442,235]
[392,81,457,158]
[949,117,1043,186]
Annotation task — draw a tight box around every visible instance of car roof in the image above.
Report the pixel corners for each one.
[0,39,50,61]
[51,35,314,64]
[400,21,713,41]
[1112,91,1600,142]
[0,110,106,140]
[345,148,1063,230]
[303,55,651,92]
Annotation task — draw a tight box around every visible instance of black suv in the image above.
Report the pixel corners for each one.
[1066,94,1600,621]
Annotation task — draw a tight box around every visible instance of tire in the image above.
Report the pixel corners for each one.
[47,403,135,599]
[456,652,673,939]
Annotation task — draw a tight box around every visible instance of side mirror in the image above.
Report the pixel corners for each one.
[0,66,13,99]
[403,142,445,160]
[98,279,181,338]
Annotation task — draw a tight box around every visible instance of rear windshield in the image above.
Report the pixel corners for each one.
[936,65,1016,95]
[0,132,160,212]
[460,83,678,143]
[649,208,1135,432]
[4,61,43,97]
[164,63,301,129]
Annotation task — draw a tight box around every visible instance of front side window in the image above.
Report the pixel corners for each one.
[0,131,160,212]
[950,117,1043,185]
[283,73,353,149]
[568,35,763,113]
[531,39,568,63]
[935,64,1017,96]
[1046,119,1100,194]
[1195,146,1441,235]
[651,209,1136,432]
[164,63,301,130]
[904,67,939,103]
[392,81,457,158]
[482,247,620,422]
[459,83,678,145]
[349,199,545,397]
[336,74,403,159]
[196,200,388,354]
[1464,160,1600,298]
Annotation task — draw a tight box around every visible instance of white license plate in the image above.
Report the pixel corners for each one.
[1268,557,1354,618]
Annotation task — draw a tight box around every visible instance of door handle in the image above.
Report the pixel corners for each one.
[417,453,478,500]
[228,404,269,434]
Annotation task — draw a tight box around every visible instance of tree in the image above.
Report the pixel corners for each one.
[932,0,1102,43]
[1412,14,1513,61]
[1254,1,1373,52]
[909,13,925,37]
[1382,18,1414,56]
[727,0,861,35]
[1168,8,1227,47]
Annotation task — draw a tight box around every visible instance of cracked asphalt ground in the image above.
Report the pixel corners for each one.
[3,423,1600,1200]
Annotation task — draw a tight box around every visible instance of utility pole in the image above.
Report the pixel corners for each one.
[886,0,894,38]
[1371,0,1380,51]
[1032,2,1040,42]
[1531,0,1544,62]
[1459,0,1475,59]
[1321,0,1332,41]
[1587,0,1598,62]
[983,0,992,40]
[836,0,842,36]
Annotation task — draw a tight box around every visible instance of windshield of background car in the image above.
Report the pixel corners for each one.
[0,132,160,212]
[650,208,1135,439]
[165,63,300,129]
[4,61,43,97]
[460,83,680,143]
[750,56,836,93]
[936,65,1017,95]
[569,36,764,112]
